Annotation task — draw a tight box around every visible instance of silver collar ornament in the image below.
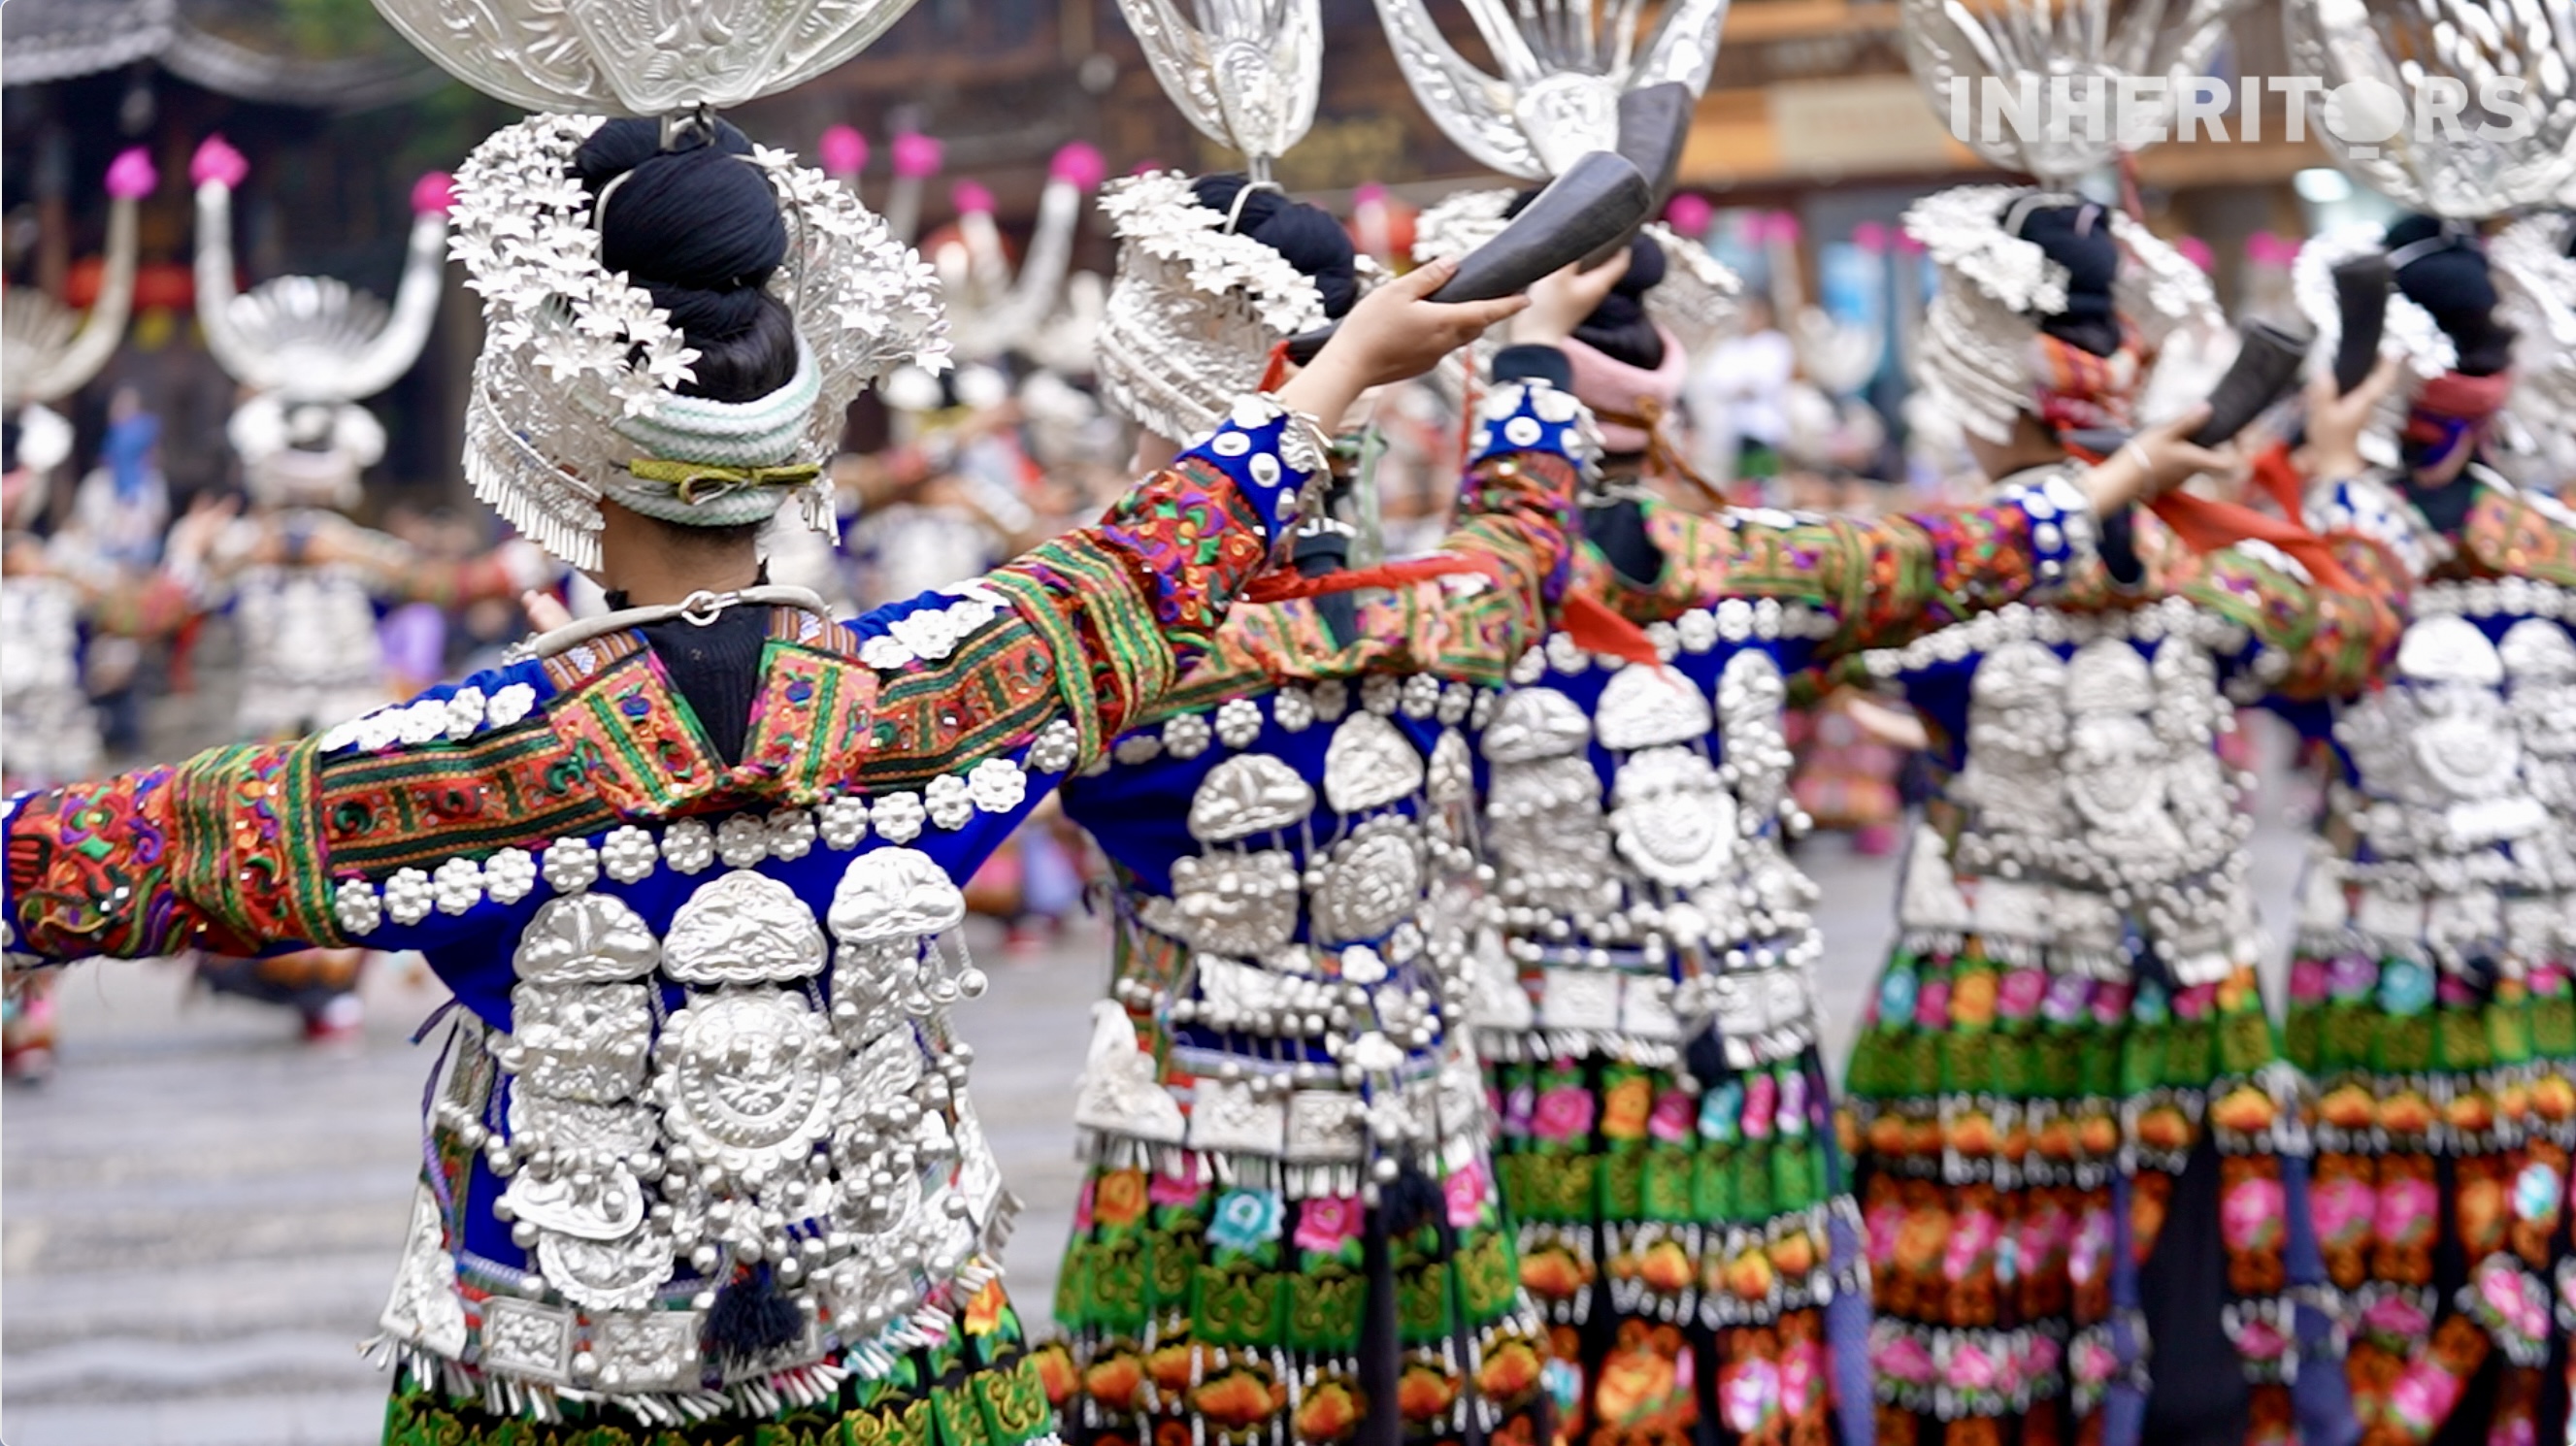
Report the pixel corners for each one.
[2283,0,2576,217]
[1371,0,1730,180]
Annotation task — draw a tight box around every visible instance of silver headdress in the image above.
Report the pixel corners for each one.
[1904,184,2220,444]
[1901,0,2245,186]
[2283,0,2576,217]
[2485,213,2576,482]
[1095,170,1332,441]
[1095,0,1329,439]
[1371,0,1730,180]
[936,145,1106,365]
[191,137,448,509]
[367,0,943,570]
[3,149,149,418]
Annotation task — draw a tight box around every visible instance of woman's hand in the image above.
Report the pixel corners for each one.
[2297,355,2401,482]
[1513,249,1631,346]
[1276,258,1528,425]
[2077,405,2238,514]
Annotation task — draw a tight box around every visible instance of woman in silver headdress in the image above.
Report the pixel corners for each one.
[0,6,1522,1441]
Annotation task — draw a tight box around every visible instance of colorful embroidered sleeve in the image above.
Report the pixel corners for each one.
[2452,478,2576,587]
[1160,379,1586,703]
[2131,509,2412,701]
[977,395,1320,765]
[1606,468,2098,658]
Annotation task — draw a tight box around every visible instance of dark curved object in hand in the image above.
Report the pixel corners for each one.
[2331,254,2391,396]
[2190,318,2312,447]
[1283,149,1653,364]
[1581,81,1694,269]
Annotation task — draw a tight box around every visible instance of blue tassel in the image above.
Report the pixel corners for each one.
[705,1263,805,1366]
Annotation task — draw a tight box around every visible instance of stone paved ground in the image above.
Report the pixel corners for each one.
[0,646,2318,1444]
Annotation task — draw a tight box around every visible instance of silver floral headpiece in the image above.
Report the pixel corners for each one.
[1093,171,1329,441]
[1412,189,1739,355]
[1905,184,2218,443]
[447,115,946,570]
[2284,0,2576,217]
[1372,0,1729,180]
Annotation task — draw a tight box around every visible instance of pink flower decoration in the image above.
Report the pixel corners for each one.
[892,132,943,180]
[2018,1202,2069,1268]
[2232,1317,2288,1360]
[1779,1336,1821,1408]
[1850,220,1888,253]
[1997,969,2047,1019]
[1648,1088,1697,1143]
[2287,958,2329,1002]
[1875,1332,1935,1384]
[1942,1208,1999,1283]
[2068,1207,2111,1288]
[1532,1085,1596,1142]
[1912,979,1951,1030]
[1147,1160,1205,1206]
[1073,1174,1097,1232]
[1502,1081,1536,1133]
[1443,1160,1491,1229]
[1741,1072,1780,1140]
[412,172,455,217]
[2387,1361,2462,1431]
[1946,1342,1998,1392]
[2310,1176,2374,1248]
[191,135,248,190]
[1050,142,1106,190]
[1664,192,1714,237]
[106,148,157,201]
[2220,1176,2286,1252]
[2023,1332,2063,1381]
[2070,1338,2118,1386]
[2376,1176,2439,1248]
[952,179,995,214]
[2361,1293,2431,1338]
[2089,982,2132,1027]
[2172,983,2216,1022]
[1719,1358,1781,1431]
[819,124,868,179]
[1865,1200,1904,1265]
[1295,1195,1364,1253]
[2477,1263,2548,1339]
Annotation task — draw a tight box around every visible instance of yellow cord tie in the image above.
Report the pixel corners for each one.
[624,458,823,507]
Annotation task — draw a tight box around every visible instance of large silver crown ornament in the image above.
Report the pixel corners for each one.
[366,0,946,570]
[2283,0,2576,216]
[190,136,447,510]
[3,148,150,492]
[936,145,1107,365]
[1901,0,2247,186]
[1115,0,1324,180]
[1371,0,1731,180]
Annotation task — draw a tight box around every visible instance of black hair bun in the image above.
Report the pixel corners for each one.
[2012,202,2121,358]
[1502,187,1667,370]
[1192,175,1359,319]
[2385,213,2516,377]
[573,117,797,403]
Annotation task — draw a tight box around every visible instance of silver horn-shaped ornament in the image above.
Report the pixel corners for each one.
[1116,0,1324,180]
[938,144,1108,364]
[2283,0,2576,216]
[1371,0,1730,180]
[190,137,448,405]
[3,148,151,412]
[370,0,923,115]
[1901,0,2247,186]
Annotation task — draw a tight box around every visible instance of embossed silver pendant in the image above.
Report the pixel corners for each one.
[591,1309,704,1393]
[1186,1076,1288,1155]
[1595,664,1713,752]
[1073,999,1187,1143]
[536,1226,675,1312]
[1482,685,1591,763]
[479,1297,576,1384]
[652,991,844,1175]
[502,1162,648,1240]
[495,984,653,1101]
[828,847,969,944]
[1188,752,1317,842]
[379,1183,469,1357]
[512,893,661,983]
[1322,709,1426,814]
[1608,745,1735,888]
[663,869,827,985]
[1168,848,1301,956]
[1425,728,1474,807]
[1310,816,1425,943]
